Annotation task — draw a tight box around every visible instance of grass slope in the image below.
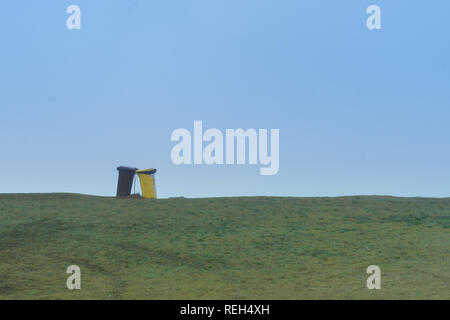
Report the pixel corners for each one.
[0,193,449,299]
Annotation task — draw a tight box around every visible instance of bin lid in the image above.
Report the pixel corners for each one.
[117,166,138,172]
[136,168,157,175]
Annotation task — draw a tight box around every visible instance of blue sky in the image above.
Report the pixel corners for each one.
[1,1,449,198]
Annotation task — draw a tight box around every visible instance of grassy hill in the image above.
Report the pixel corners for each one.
[0,193,448,299]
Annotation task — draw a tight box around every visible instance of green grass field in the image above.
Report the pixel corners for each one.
[0,193,448,299]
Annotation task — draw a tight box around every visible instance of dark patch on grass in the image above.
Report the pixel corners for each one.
[0,219,77,251]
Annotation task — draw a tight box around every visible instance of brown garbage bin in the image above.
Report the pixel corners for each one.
[116,166,138,197]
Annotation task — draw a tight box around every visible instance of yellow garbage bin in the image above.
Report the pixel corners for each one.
[136,169,157,199]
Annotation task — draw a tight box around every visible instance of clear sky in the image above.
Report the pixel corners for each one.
[1,1,449,198]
